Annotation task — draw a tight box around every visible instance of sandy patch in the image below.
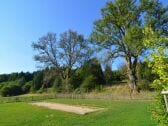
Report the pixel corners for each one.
[30,102,104,115]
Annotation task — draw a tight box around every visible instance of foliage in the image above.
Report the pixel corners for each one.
[22,81,32,93]
[137,62,156,90]
[80,75,97,92]
[90,0,168,92]
[104,64,113,85]
[59,30,92,71]
[0,83,4,90]
[32,71,44,91]
[1,84,22,97]
[104,62,126,85]
[0,72,33,83]
[42,67,57,89]
[69,73,82,90]
[79,58,106,85]
[137,62,156,82]
[111,71,122,82]
[0,74,8,83]
[32,30,92,90]
[53,77,62,92]
[143,27,168,125]
[0,72,34,96]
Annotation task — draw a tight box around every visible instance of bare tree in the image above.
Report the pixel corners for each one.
[32,33,59,68]
[32,30,92,91]
[59,30,92,90]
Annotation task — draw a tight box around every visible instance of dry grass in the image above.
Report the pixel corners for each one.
[0,83,156,103]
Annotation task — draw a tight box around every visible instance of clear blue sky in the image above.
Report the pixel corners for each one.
[0,0,167,74]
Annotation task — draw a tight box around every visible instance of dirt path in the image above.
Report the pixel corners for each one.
[30,102,104,115]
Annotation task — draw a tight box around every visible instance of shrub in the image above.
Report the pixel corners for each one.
[22,81,32,93]
[137,80,152,91]
[1,84,22,97]
[18,77,26,86]
[95,85,103,92]
[0,84,3,90]
[53,77,62,92]
[73,88,81,94]
[80,75,97,92]
[32,72,43,91]
[79,58,106,85]
[69,73,82,89]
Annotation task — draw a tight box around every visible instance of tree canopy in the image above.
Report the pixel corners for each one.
[90,0,168,93]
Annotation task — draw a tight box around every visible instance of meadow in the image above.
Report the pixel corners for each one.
[0,98,156,126]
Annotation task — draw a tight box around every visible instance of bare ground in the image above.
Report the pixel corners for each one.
[30,102,104,115]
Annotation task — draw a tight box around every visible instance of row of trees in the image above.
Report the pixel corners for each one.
[0,59,113,96]
[0,59,154,96]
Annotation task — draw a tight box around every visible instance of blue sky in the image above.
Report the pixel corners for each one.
[0,0,167,74]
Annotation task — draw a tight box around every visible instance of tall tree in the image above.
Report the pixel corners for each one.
[59,30,92,90]
[32,30,91,91]
[91,0,168,93]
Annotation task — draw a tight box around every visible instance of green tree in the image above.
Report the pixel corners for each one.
[79,58,106,86]
[104,63,113,85]
[32,71,43,91]
[81,75,97,92]
[53,77,62,92]
[91,0,168,93]
[137,61,156,90]
[143,27,168,125]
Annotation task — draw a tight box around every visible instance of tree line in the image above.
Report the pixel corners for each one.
[0,59,155,97]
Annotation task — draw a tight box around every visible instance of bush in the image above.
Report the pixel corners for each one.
[80,75,97,92]
[53,77,62,92]
[37,88,44,94]
[32,72,43,91]
[79,58,106,85]
[22,81,32,93]
[0,84,22,97]
[18,77,26,86]
[69,73,82,89]
[95,85,103,92]
[0,84,3,90]
[73,88,81,94]
[137,80,152,90]
[152,93,168,125]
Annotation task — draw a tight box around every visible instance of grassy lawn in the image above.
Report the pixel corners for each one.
[0,99,156,126]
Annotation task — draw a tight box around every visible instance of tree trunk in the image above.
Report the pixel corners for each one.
[127,66,137,91]
[126,56,139,95]
[64,67,72,92]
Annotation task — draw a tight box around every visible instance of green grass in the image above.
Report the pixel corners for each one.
[0,98,156,126]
